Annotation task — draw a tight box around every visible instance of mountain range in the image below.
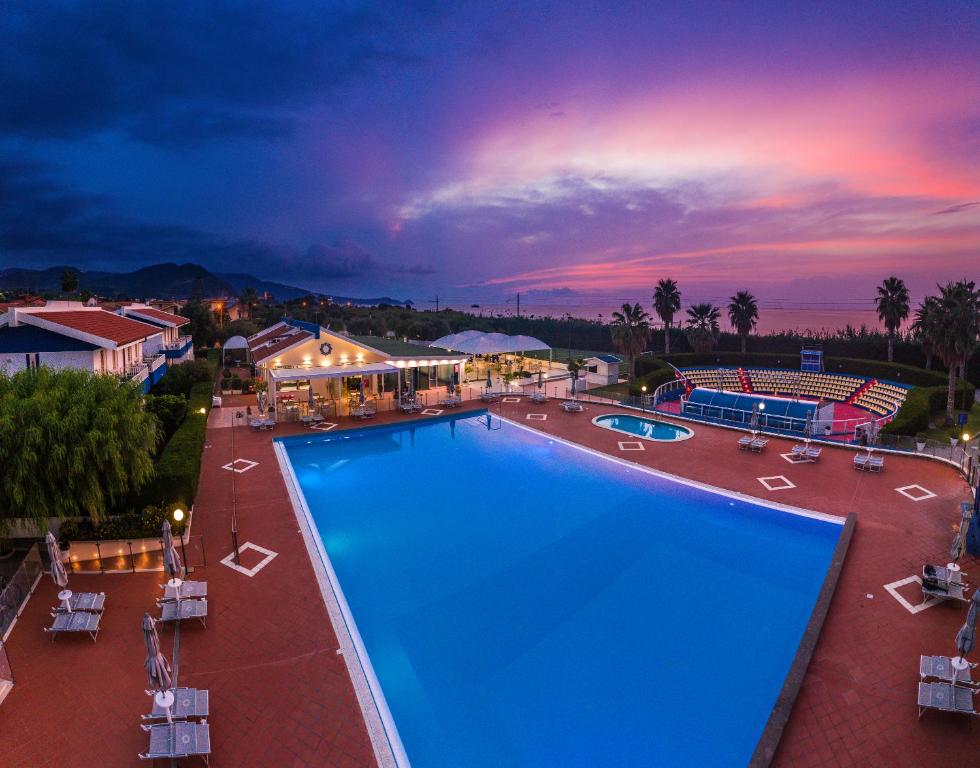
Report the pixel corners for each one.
[0,263,410,306]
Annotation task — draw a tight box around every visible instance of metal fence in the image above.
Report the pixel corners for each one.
[0,544,43,643]
[66,533,206,575]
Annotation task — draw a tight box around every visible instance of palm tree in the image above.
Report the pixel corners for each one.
[911,296,940,370]
[923,281,980,424]
[238,287,259,321]
[685,303,722,354]
[653,278,682,355]
[875,276,911,362]
[60,268,79,295]
[566,357,586,397]
[610,303,651,382]
[727,290,759,354]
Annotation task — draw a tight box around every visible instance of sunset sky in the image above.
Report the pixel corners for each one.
[1,1,977,308]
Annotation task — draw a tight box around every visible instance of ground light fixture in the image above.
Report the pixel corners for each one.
[198,407,206,415]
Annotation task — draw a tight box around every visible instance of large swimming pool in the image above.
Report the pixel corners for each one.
[279,412,843,767]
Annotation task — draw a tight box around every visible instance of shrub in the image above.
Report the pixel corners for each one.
[880,382,974,436]
[152,359,213,397]
[59,503,187,541]
[230,375,242,390]
[144,394,188,444]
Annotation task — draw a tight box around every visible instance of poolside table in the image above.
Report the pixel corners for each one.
[144,688,210,721]
[162,581,208,601]
[141,721,210,763]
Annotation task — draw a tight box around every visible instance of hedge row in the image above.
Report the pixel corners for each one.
[138,380,214,509]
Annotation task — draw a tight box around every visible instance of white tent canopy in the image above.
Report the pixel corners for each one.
[429,331,550,354]
[222,334,250,365]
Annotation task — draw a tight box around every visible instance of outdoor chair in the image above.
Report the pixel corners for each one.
[53,591,105,613]
[439,395,462,408]
[921,576,969,603]
[738,436,753,450]
[750,438,769,452]
[560,400,584,413]
[917,682,980,719]
[853,453,869,470]
[142,687,210,722]
[868,455,884,472]
[139,720,211,764]
[157,598,208,628]
[161,581,208,601]
[44,610,101,642]
[481,392,499,402]
[920,655,978,685]
[530,391,548,403]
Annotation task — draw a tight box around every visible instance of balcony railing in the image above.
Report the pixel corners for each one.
[164,335,193,359]
[123,362,149,384]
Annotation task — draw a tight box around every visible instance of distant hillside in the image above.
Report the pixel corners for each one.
[0,262,411,305]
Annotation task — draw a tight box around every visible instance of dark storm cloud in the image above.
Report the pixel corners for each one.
[0,156,434,282]
[0,0,426,145]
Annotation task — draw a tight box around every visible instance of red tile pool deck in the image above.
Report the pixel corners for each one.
[1,395,977,767]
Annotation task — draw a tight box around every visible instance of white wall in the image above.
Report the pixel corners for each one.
[0,349,99,374]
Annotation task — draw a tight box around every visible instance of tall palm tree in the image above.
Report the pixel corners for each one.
[238,287,259,321]
[875,276,911,362]
[653,278,682,355]
[924,281,980,424]
[727,290,759,354]
[610,303,650,382]
[911,296,940,370]
[685,303,722,354]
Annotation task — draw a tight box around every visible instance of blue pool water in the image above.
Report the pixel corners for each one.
[281,413,842,767]
[593,413,694,441]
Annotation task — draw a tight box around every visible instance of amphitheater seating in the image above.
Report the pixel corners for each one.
[678,367,910,417]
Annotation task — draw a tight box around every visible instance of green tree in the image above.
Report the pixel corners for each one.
[610,303,650,381]
[875,276,911,362]
[912,296,940,370]
[653,278,682,355]
[923,281,980,424]
[0,368,158,533]
[238,287,259,320]
[727,290,759,354]
[60,268,79,294]
[685,303,722,354]
[180,298,219,348]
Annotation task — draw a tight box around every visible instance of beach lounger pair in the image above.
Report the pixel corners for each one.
[45,610,102,642]
[142,687,210,722]
[53,591,105,613]
[920,655,978,686]
[139,720,211,764]
[560,400,584,413]
[918,682,980,719]
[439,396,462,408]
[530,392,548,403]
[791,444,821,462]
[853,453,884,472]
[160,581,208,602]
[156,597,208,628]
[481,392,499,403]
[738,436,769,452]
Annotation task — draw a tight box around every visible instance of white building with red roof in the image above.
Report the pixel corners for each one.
[0,301,192,391]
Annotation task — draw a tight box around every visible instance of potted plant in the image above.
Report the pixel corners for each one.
[915,432,927,453]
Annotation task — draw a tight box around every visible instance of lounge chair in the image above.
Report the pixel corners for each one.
[139,721,211,764]
[917,682,980,719]
[750,438,769,453]
[560,400,585,413]
[157,598,208,628]
[161,581,208,602]
[481,391,499,403]
[853,453,869,470]
[45,610,101,642]
[142,687,210,722]
[868,455,884,472]
[530,391,548,403]
[439,395,462,408]
[920,655,978,685]
[792,444,821,462]
[53,591,105,613]
[737,436,753,450]
[922,575,969,603]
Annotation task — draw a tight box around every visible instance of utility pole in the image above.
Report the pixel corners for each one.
[428,296,440,312]
[516,292,520,318]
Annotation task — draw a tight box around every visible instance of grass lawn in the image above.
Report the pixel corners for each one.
[921,402,980,442]
[525,348,625,374]
[586,382,631,400]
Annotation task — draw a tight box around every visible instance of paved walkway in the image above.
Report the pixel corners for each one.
[1,394,976,767]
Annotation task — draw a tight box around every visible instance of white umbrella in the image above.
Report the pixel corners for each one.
[45,532,68,589]
[162,520,182,580]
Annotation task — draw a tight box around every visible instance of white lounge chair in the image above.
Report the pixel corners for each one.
[53,591,105,613]
[157,598,208,628]
[140,721,211,764]
[737,436,753,450]
[920,655,978,685]
[918,682,980,719]
[560,400,584,413]
[45,610,101,642]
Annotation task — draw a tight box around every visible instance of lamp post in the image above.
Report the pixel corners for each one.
[641,385,647,412]
[172,508,188,577]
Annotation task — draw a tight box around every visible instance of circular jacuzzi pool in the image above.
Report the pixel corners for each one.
[592,413,694,442]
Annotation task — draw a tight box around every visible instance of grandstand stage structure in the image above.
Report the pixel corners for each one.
[651,365,910,442]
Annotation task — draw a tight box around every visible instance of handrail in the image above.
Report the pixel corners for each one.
[0,544,43,643]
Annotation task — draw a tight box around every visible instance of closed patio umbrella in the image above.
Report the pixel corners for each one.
[485,369,492,391]
[537,371,543,390]
[952,591,980,680]
[360,377,366,404]
[143,612,171,692]
[45,532,68,589]
[308,385,315,409]
[162,520,182,581]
